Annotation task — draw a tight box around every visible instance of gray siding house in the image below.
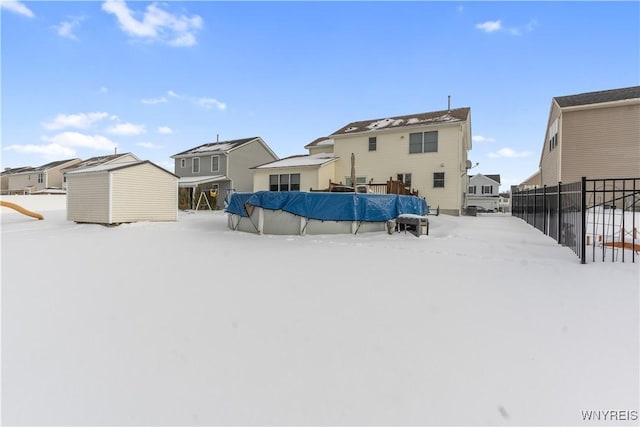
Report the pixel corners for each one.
[171,137,279,209]
[6,158,81,194]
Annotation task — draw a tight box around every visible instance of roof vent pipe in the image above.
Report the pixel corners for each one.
[448,95,451,112]
[217,134,219,142]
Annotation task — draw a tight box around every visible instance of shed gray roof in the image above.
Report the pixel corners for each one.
[61,153,139,172]
[554,86,640,108]
[330,107,470,136]
[65,160,178,178]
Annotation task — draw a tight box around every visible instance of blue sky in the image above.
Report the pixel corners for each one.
[2,1,639,190]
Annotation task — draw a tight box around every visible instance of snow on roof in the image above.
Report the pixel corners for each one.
[331,107,470,136]
[65,161,142,174]
[254,153,337,169]
[172,137,259,157]
[304,137,335,149]
[178,175,227,187]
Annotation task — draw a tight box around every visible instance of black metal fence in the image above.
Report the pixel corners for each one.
[512,177,639,263]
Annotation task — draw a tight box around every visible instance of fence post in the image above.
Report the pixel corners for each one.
[543,185,547,234]
[581,177,586,264]
[533,187,537,229]
[558,181,562,245]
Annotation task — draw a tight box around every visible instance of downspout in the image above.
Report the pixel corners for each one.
[557,114,562,182]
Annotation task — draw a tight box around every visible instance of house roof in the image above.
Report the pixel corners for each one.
[61,153,140,172]
[171,137,276,158]
[177,175,228,187]
[252,153,338,170]
[330,107,470,136]
[554,86,640,108]
[470,173,501,184]
[485,174,501,184]
[1,166,34,176]
[7,159,80,175]
[304,136,335,149]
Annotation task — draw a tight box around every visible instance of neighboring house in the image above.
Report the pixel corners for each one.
[61,153,141,190]
[252,153,339,192]
[249,107,473,215]
[467,173,501,211]
[66,161,178,224]
[498,192,511,213]
[532,86,640,187]
[7,159,81,194]
[328,107,472,215]
[171,137,279,209]
[1,167,34,195]
[518,170,541,190]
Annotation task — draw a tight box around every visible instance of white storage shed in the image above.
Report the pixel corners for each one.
[66,161,178,224]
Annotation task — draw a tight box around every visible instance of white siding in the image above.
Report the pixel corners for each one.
[66,173,110,223]
[253,164,335,192]
[111,163,177,222]
[332,122,468,214]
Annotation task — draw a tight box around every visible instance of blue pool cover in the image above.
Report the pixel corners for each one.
[225,191,428,221]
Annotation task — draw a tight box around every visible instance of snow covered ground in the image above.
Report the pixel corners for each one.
[2,195,638,426]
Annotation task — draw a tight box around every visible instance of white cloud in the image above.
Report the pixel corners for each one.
[141,97,168,105]
[157,126,172,134]
[54,16,84,40]
[136,142,159,149]
[106,122,146,136]
[488,147,533,159]
[476,19,536,36]
[99,86,109,94]
[473,135,496,143]
[101,0,203,47]
[197,98,227,111]
[41,132,118,151]
[0,0,34,18]
[42,112,109,130]
[4,143,75,157]
[167,90,180,98]
[476,20,502,33]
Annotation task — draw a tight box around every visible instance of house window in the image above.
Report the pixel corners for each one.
[37,173,44,184]
[409,131,438,154]
[180,158,186,168]
[397,173,412,189]
[368,137,377,151]
[468,185,476,194]
[211,155,220,172]
[433,172,445,188]
[482,185,493,194]
[269,174,300,191]
[192,157,200,173]
[345,176,367,186]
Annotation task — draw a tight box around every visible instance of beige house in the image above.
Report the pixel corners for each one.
[7,158,81,194]
[534,86,640,187]
[1,167,34,195]
[252,153,338,192]
[328,107,472,215]
[66,160,178,224]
